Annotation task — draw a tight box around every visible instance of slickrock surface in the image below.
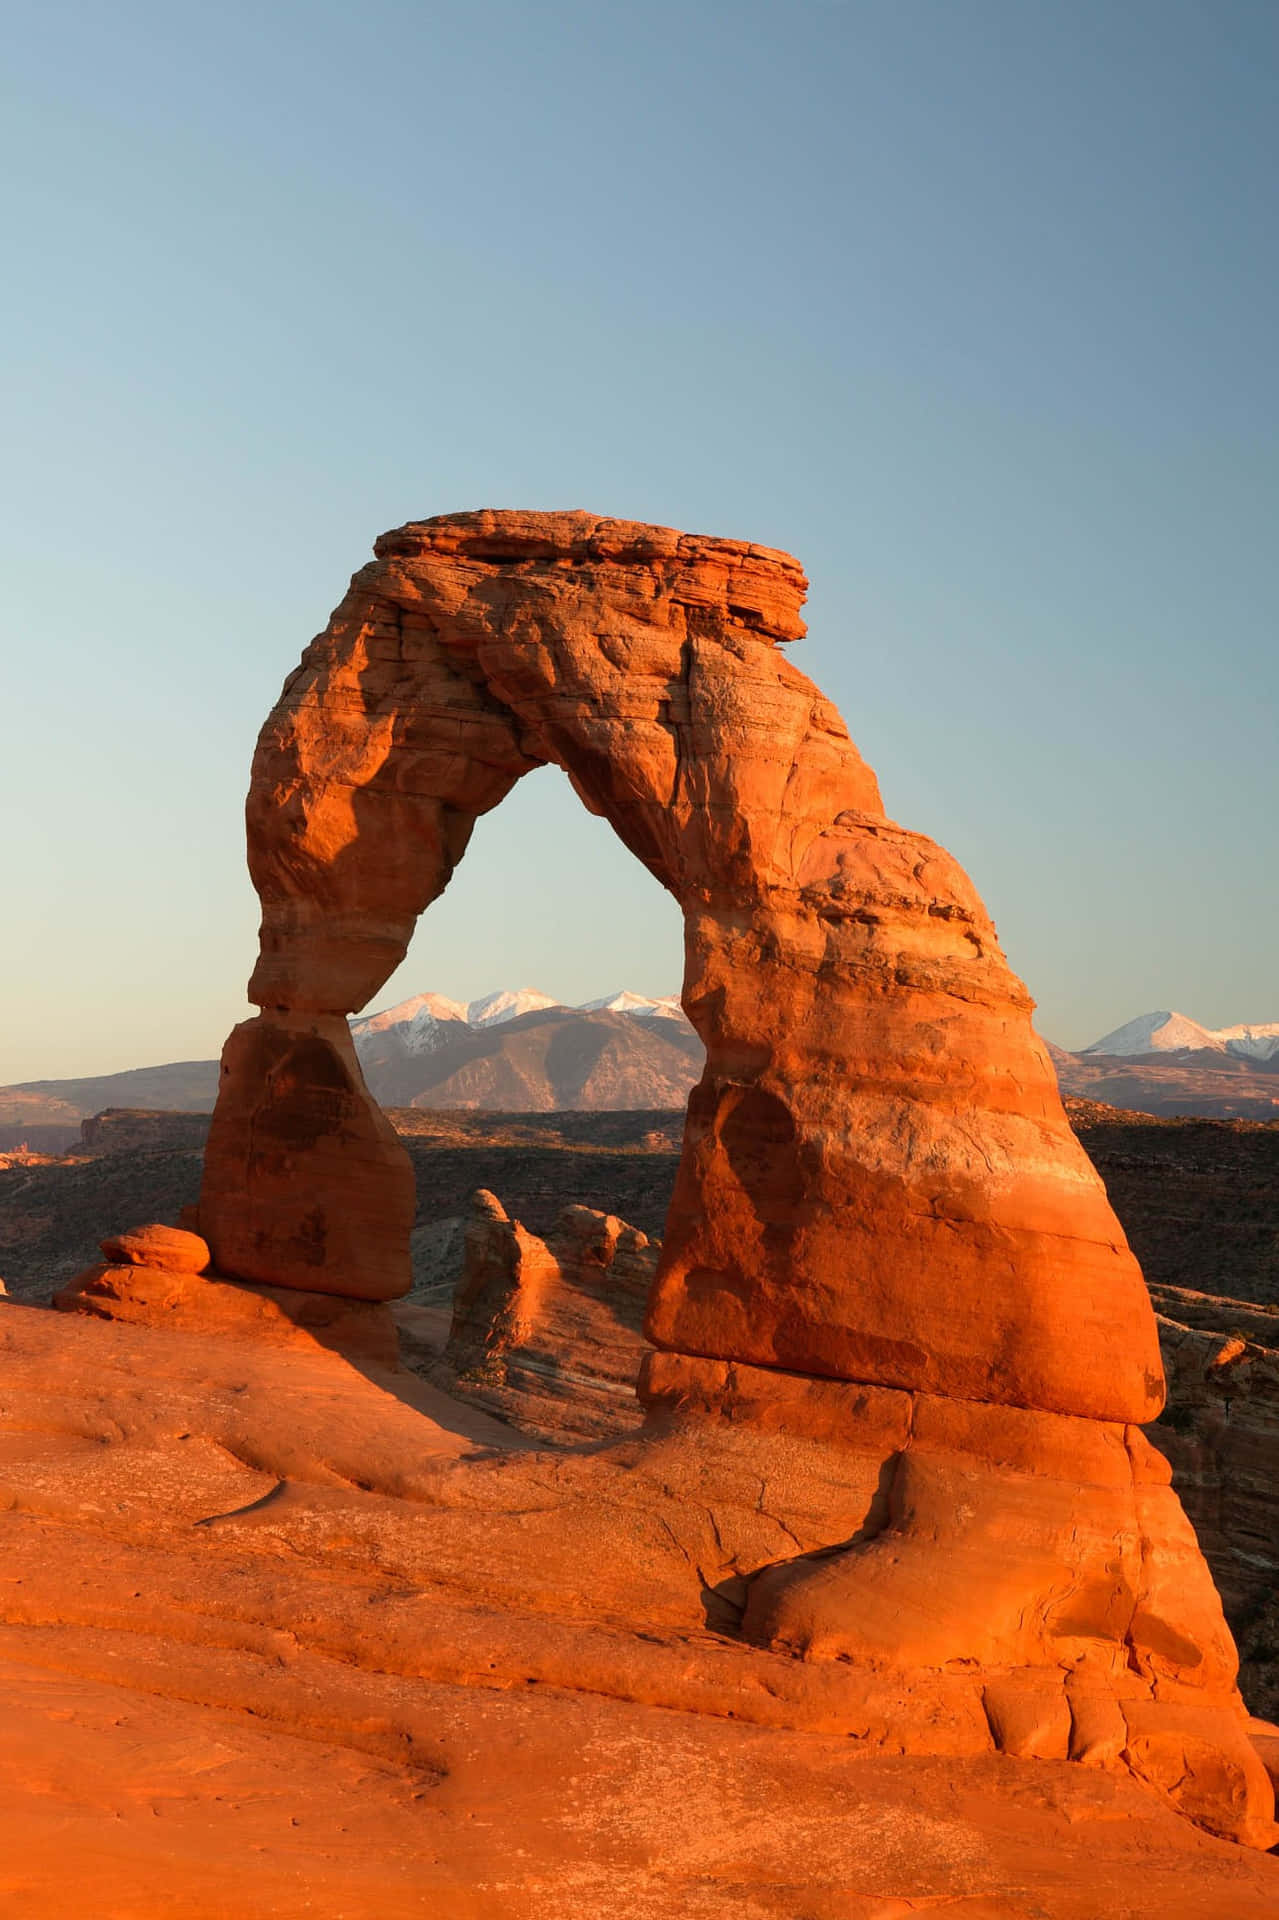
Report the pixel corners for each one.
[54,1260,402,1366]
[0,1302,1277,1915]
[53,1218,402,1365]
[431,1191,655,1441]
[174,510,1272,1847]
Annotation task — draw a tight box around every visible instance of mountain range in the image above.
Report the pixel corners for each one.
[0,991,701,1148]
[1052,1009,1279,1121]
[2,998,1277,1148]
[1084,1011,1279,1062]
[348,990,698,1110]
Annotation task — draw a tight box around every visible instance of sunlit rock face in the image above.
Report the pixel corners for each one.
[202,509,1159,1421]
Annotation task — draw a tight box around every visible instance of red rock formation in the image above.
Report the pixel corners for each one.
[54,1262,400,1366]
[180,510,1273,1845]
[201,1013,414,1299]
[206,512,1158,1419]
[99,1222,210,1272]
[435,1190,655,1440]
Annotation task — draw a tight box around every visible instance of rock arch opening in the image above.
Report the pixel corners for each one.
[348,759,692,1114]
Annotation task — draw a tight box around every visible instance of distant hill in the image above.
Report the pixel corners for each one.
[354,1003,702,1110]
[0,1063,220,1151]
[0,988,701,1130]
[1083,1009,1279,1062]
[6,993,1278,1132]
[1054,1008,1279,1121]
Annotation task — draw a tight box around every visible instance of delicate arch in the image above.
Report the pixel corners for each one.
[199,511,1161,1423]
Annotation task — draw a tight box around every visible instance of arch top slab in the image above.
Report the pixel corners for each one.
[371,508,811,644]
[205,508,1162,1426]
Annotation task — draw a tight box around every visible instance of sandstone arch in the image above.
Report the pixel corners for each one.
[157,510,1277,1845]
[201,509,1159,1424]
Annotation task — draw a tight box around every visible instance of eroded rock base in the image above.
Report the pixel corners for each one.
[2,1303,1274,1857]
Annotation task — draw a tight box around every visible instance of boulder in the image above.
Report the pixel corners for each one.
[99,1222,210,1273]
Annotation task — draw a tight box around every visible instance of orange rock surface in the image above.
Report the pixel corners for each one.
[54,1258,401,1366]
[32,511,1276,1870]
[0,1301,1277,1914]
[99,1222,211,1272]
[201,1012,415,1299]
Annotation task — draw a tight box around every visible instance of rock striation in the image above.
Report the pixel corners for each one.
[396,1185,1279,1742]
[2,1299,1277,1915]
[112,506,1272,1846]
[432,1190,655,1441]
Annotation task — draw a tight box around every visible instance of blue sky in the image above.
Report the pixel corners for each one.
[3,0,1276,1078]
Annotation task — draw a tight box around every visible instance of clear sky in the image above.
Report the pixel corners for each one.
[3,0,1276,1080]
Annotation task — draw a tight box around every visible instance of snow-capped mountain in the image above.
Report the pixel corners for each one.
[350,987,690,1070]
[351,992,468,1049]
[465,987,564,1029]
[344,986,699,1111]
[352,986,685,1046]
[1083,1011,1279,1062]
[577,991,685,1020]
[1211,1023,1279,1062]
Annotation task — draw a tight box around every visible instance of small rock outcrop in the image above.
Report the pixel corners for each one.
[54,1221,399,1366]
[99,1222,211,1272]
[433,1190,654,1442]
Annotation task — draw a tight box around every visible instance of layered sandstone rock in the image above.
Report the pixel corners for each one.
[2,1302,1278,1915]
[201,1014,415,1300]
[99,1222,210,1272]
[180,510,1272,1845]
[432,1190,654,1441]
